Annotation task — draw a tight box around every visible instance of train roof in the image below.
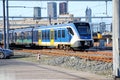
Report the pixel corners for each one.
[34,23,75,30]
[22,27,34,32]
[13,28,24,33]
[34,22,90,30]
[10,22,90,32]
[11,27,34,32]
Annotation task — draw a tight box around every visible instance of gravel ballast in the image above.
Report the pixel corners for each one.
[13,52,113,78]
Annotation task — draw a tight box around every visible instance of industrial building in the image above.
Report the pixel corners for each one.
[47,2,57,19]
[59,2,68,15]
[33,7,41,19]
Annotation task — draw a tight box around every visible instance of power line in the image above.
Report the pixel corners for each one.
[0,0,112,1]
[0,16,112,19]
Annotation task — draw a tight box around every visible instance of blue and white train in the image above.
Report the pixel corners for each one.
[9,22,94,50]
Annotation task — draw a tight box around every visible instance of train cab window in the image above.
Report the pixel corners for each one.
[74,23,91,35]
[62,30,65,38]
[67,27,74,35]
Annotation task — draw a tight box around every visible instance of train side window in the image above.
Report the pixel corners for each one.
[18,33,20,39]
[25,32,29,39]
[21,32,25,39]
[42,31,45,40]
[46,30,50,40]
[48,30,50,40]
[45,31,47,40]
[46,31,47,40]
[15,33,17,41]
[54,30,57,40]
[27,31,31,39]
[62,30,65,38]
[58,30,61,38]
[9,33,12,40]
[67,27,74,35]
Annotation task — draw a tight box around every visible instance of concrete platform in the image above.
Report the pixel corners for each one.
[0,59,112,80]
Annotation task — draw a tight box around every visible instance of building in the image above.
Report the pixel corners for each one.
[59,2,68,15]
[47,2,57,19]
[85,7,92,23]
[58,14,74,23]
[33,7,41,19]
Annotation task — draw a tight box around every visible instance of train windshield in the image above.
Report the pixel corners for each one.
[74,23,91,36]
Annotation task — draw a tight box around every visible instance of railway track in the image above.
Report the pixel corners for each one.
[14,49,112,63]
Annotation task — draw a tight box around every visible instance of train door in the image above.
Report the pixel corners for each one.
[38,30,42,45]
[50,29,54,45]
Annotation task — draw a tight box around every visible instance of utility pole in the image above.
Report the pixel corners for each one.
[66,0,68,14]
[105,1,107,15]
[113,0,120,79]
[2,0,9,49]
[6,0,9,49]
[3,0,6,49]
[49,15,52,25]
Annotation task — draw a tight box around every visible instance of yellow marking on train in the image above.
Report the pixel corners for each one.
[38,39,42,45]
[50,39,54,45]
[50,29,54,45]
[38,30,42,45]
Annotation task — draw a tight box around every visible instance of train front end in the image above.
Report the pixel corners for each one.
[70,22,93,50]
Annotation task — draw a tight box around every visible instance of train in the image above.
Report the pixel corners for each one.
[3,22,94,50]
[93,32,102,42]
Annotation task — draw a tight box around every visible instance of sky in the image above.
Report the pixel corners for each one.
[0,1,112,24]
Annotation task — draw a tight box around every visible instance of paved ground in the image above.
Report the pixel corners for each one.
[0,59,112,80]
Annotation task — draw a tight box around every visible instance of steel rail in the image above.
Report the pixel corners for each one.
[15,49,112,63]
